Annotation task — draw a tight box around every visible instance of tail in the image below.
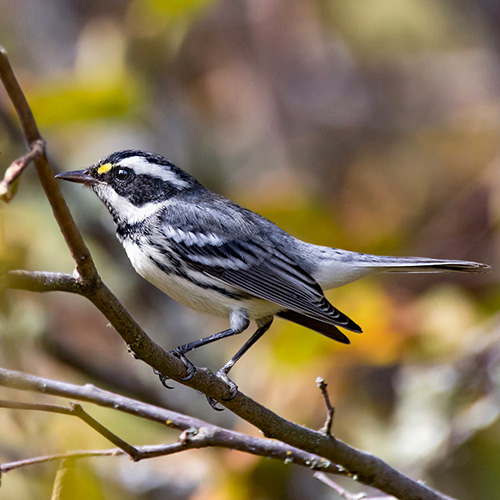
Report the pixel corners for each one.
[312,248,491,289]
[368,256,491,274]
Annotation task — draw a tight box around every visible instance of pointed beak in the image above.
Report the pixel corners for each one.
[55,169,97,185]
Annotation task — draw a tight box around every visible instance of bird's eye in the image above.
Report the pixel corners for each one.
[115,168,131,181]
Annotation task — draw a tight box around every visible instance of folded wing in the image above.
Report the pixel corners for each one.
[162,224,361,334]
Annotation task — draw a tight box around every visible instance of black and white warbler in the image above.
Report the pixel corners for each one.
[56,150,490,399]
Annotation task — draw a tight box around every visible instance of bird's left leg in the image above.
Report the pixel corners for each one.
[215,316,274,401]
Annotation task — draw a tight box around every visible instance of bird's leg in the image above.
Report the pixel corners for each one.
[169,310,250,381]
[213,317,274,403]
[171,328,240,380]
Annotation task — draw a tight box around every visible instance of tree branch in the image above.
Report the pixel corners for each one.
[0,46,95,278]
[1,438,246,474]
[1,449,123,474]
[0,368,344,475]
[8,270,82,293]
[6,273,453,499]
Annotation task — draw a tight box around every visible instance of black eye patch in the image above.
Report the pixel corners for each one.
[114,175,176,206]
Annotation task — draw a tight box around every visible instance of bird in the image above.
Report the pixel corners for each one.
[56,149,490,400]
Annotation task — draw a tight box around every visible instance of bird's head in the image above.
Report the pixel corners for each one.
[56,150,202,224]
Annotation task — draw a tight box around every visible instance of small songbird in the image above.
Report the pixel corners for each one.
[56,150,490,398]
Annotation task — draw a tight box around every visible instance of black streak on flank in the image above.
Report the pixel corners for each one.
[148,255,252,301]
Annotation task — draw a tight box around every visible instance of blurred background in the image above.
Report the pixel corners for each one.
[0,0,499,498]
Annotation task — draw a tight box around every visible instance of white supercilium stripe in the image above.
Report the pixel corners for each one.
[118,156,189,188]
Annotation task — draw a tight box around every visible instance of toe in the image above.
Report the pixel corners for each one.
[206,396,225,411]
[170,349,197,380]
[216,369,238,401]
[179,363,196,381]
[153,369,174,389]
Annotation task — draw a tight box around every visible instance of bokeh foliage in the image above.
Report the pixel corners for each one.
[0,0,498,499]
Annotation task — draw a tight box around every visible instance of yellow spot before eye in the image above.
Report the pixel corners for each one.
[97,163,113,175]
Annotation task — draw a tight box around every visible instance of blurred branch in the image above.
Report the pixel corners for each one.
[0,367,344,475]
[314,472,398,500]
[0,400,139,458]
[1,443,207,474]
[395,319,500,476]
[0,45,457,500]
[3,438,259,474]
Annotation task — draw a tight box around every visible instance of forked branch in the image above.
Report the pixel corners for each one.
[0,368,344,475]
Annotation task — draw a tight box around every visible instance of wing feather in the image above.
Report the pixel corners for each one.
[162,225,361,333]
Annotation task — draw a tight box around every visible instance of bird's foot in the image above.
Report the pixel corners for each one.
[205,369,239,411]
[216,368,239,401]
[169,348,197,381]
[153,369,174,389]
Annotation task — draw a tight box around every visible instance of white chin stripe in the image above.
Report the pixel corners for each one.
[118,156,189,188]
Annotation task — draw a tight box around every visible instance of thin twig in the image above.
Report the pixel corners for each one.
[0,440,210,474]
[69,403,140,459]
[316,377,335,436]
[0,139,45,202]
[0,399,74,414]
[315,471,365,499]
[315,471,397,499]
[0,399,139,459]
[1,449,125,473]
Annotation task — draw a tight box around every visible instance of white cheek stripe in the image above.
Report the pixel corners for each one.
[118,156,188,188]
[94,184,164,224]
